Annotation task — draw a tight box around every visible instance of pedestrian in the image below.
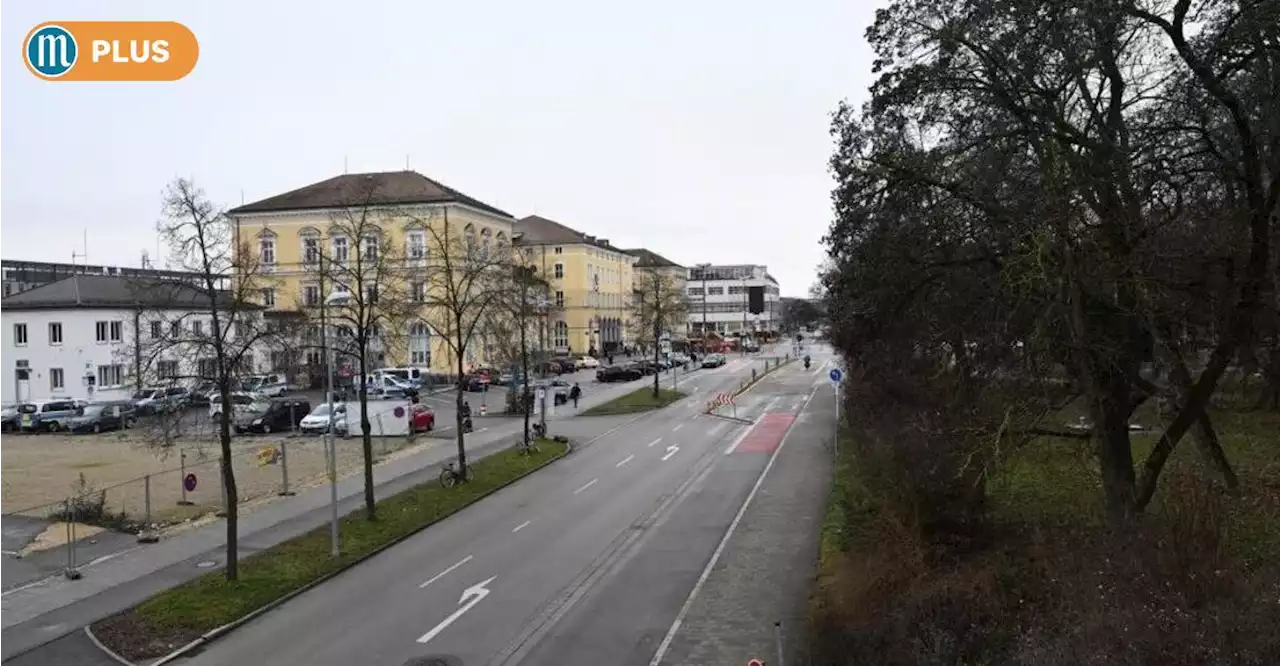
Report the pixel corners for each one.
[607,354,614,366]
[569,382,582,409]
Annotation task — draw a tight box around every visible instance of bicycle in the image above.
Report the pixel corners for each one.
[439,460,474,488]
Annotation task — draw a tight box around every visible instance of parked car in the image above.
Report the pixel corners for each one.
[242,373,291,398]
[364,375,419,399]
[186,381,216,407]
[235,398,311,434]
[597,364,643,382]
[532,379,571,405]
[534,360,565,375]
[461,371,493,393]
[576,356,600,369]
[132,387,186,415]
[375,367,429,389]
[64,402,136,434]
[410,403,436,432]
[18,399,90,432]
[299,402,347,435]
[209,392,270,421]
[2,404,20,433]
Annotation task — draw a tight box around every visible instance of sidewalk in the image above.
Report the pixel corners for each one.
[657,382,835,666]
[0,375,656,661]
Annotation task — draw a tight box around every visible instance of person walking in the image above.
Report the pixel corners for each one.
[569,382,582,409]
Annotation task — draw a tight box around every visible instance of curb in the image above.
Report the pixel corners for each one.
[703,357,794,417]
[92,441,574,666]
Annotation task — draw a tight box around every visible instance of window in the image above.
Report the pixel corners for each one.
[96,364,124,387]
[95,321,109,343]
[407,231,426,260]
[109,321,123,342]
[481,228,492,257]
[302,236,320,266]
[688,287,704,296]
[332,236,349,263]
[411,281,426,303]
[554,263,564,279]
[260,237,276,265]
[708,286,724,296]
[728,285,746,295]
[170,321,181,337]
[303,284,321,307]
[150,321,162,339]
[362,235,379,261]
[47,322,62,345]
[192,320,204,336]
[554,247,563,255]
[464,224,477,251]
[157,360,179,379]
[409,322,430,364]
[365,284,379,305]
[553,321,569,348]
[555,290,565,307]
[13,323,28,346]
[262,288,276,308]
[50,368,64,392]
[198,358,218,378]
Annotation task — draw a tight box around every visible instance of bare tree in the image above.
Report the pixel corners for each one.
[148,178,277,581]
[310,182,418,520]
[632,270,688,397]
[413,208,509,472]
[484,248,550,447]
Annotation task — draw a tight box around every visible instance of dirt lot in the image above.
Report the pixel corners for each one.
[1,426,434,527]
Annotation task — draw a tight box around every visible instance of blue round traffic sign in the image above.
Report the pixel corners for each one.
[829,368,843,383]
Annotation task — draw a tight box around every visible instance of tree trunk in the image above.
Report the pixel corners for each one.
[520,302,531,449]
[1164,347,1240,490]
[455,332,468,470]
[652,315,661,398]
[1092,372,1137,526]
[217,384,238,581]
[358,344,376,520]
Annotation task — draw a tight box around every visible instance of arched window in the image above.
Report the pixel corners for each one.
[409,322,430,365]
[553,321,569,349]
[495,231,508,250]
[464,224,477,252]
[481,228,493,258]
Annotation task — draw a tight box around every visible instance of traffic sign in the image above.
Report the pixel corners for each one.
[747,660,764,666]
[183,473,197,492]
[829,368,843,384]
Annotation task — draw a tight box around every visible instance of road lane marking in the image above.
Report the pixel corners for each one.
[418,575,497,644]
[647,437,663,448]
[708,422,726,437]
[661,445,680,461]
[649,387,819,665]
[420,555,474,589]
[616,454,635,468]
[512,520,531,533]
[573,478,598,495]
[672,423,684,432]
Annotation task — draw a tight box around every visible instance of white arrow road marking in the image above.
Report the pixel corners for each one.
[512,520,531,533]
[419,555,473,589]
[616,454,635,468]
[662,445,680,461]
[573,478,598,495]
[417,575,497,644]
[647,437,663,448]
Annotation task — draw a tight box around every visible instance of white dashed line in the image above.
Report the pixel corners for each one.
[661,445,680,461]
[616,454,635,468]
[647,437,663,448]
[672,423,684,432]
[419,555,474,588]
[512,520,531,533]
[573,478,598,495]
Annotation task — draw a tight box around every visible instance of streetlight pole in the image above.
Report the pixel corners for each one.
[696,263,710,353]
[318,257,340,558]
[741,277,749,354]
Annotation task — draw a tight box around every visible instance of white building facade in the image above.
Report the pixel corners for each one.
[2,275,259,404]
[685,264,781,336]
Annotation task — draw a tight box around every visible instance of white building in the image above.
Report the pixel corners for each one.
[685,264,781,336]
[2,274,256,404]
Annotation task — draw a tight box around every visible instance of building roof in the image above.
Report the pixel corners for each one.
[516,215,626,252]
[228,171,513,219]
[624,248,684,269]
[1,274,237,311]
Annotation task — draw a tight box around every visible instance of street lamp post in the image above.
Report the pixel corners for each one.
[696,263,710,353]
[317,263,340,558]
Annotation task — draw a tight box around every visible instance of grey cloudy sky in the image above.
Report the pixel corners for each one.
[2,0,877,296]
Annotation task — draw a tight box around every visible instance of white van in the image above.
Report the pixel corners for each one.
[374,367,427,388]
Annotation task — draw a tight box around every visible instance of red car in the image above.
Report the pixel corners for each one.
[410,404,436,432]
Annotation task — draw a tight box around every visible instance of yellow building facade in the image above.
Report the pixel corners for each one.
[228,171,517,377]
[516,215,636,355]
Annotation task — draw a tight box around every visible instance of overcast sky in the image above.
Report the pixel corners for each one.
[2,0,878,297]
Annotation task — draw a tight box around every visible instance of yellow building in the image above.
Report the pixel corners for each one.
[515,215,636,355]
[227,170,517,378]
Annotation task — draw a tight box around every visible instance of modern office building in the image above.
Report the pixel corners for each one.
[685,264,780,336]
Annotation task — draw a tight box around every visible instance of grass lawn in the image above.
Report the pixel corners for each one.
[582,387,686,415]
[92,439,569,662]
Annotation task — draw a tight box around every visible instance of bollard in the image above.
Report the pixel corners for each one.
[279,439,295,496]
[177,449,194,506]
[774,621,786,666]
[64,498,82,579]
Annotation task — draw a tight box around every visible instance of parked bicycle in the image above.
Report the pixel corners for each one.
[439,460,474,488]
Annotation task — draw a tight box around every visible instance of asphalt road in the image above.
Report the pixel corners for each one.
[174,347,831,666]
